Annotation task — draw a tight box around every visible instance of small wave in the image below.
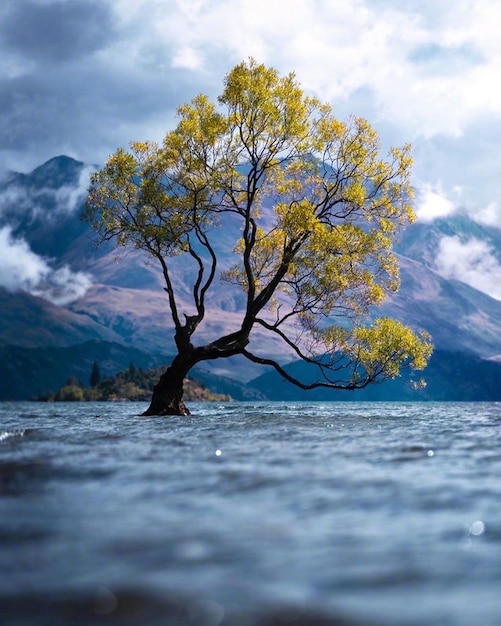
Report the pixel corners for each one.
[0,429,27,442]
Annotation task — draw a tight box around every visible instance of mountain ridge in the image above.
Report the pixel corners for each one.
[0,155,500,399]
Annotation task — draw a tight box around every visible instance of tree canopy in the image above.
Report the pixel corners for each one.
[85,59,433,416]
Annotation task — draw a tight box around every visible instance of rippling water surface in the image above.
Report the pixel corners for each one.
[1,401,500,625]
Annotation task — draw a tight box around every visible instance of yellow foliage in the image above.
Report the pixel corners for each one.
[351,319,433,379]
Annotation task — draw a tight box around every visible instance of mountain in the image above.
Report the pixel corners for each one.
[380,255,501,358]
[248,350,501,402]
[0,155,500,400]
[0,288,123,347]
[0,340,169,401]
[1,156,95,260]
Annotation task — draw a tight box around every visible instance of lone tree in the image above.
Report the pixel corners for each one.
[85,59,432,416]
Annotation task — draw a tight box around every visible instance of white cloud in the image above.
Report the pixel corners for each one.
[30,265,93,306]
[0,226,92,305]
[475,202,501,229]
[53,165,95,215]
[2,0,501,228]
[434,235,501,301]
[106,0,501,139]
[0,226,48,289]
[413,181,501,228]
[415,184,457,222]
[171,46,203,71]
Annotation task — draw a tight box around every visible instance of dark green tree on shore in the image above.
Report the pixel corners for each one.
[89,361,101,387]
[85,59,432,416]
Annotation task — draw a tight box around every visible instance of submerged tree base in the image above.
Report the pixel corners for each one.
[141,401,191,417]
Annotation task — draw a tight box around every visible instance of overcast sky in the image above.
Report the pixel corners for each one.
[1,0,501,226]
[0,0,500,301]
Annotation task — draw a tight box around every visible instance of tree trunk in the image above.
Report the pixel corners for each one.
[141,329,249,416]
[142,358,192,416]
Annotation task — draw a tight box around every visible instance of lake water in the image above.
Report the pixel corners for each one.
[1,401,500,626]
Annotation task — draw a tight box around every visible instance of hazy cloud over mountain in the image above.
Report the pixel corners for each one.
[434,236,501,302]
[0,225,92,305]
[415,184,457,223]
[0,165,95,223]
[0,157,94,304]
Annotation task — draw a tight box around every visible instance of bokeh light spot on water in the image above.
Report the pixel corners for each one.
[469,520,486,536]
[177,540,211,561]
[189,599,225,626]
[94,587,118,615]
[427,449,435,457]
[215,449,222,457]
